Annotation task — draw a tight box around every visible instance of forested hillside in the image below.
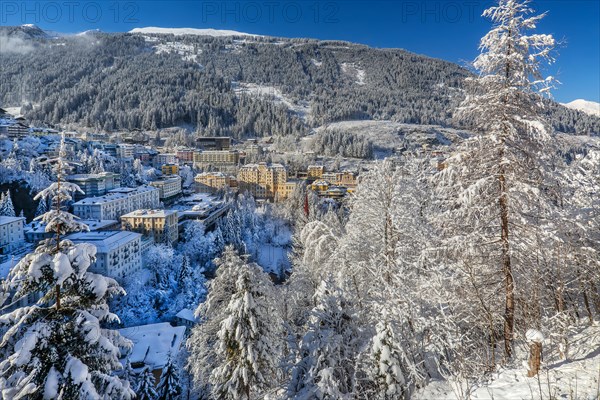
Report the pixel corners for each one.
[1,25,599,137]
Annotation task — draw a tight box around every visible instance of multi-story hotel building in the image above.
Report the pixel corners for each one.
[149,175,182,201]
[161,164,179,176]
[195,136,231,151]
[153,153,177,168]
[238,163,292,200]
[307,165,324,180]
[194,172,235,193]
[72,186,160,221]
[66,172,120,201]
[66,230,143,281]
[117,144,135,159]
[175,149,195,164]
[0,216,25,256]
[121,209,179,244]
[193,150,239,169]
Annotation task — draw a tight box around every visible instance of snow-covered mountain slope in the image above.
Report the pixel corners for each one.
[562,99,600,117]
[129,27,258,37]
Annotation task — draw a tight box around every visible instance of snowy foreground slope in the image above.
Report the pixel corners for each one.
[415,324,600,400]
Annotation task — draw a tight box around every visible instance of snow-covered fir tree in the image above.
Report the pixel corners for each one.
[34,197,50,218]
[209,261,281,399]
[187,246,250,387]
[0,134,134,399]
[0,190,16,217]
[135,367,158,400]
[187,246,281,399]
[357,317,408,399]
[287,277,360,399]
[156,358,182,400]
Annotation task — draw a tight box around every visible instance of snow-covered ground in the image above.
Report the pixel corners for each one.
[314,120,468,157]
[562,99,600,117]
[256,244,289,275]
[232,82,311,120]
[415,323,600,400]
[3,106,23,116]
[154,41,200,63]
[341,63,366,85]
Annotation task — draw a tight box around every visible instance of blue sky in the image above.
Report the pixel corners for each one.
[2,0,598,102]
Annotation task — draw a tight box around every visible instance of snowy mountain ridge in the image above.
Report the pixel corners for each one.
[129,27,259,37]
[562,99,600,117]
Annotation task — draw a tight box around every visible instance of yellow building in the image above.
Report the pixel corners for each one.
[337,171,358,188]
[311,180,330,192]
[161,163,179,175]
[238,163,289,200]
[121,209,179,244]
[195,172,234,193]
[193,150,239,168]
[321,171,357,188]
[307,165,324,179]
[277,180,299,200]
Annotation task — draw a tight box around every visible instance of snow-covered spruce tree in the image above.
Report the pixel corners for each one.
[34,197,50,218]
[0,134,134,399]
[209,261,281,400]
[287,277,360,399]
[136,367,158,400]
[356,316,409,400]
[186,246,253,389]
[122,358,137,394]
[0,190,16,217]
[437,0,559,364]
[156,358,182,400]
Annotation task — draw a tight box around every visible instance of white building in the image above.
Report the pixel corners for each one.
[153,153,177,168]
[117,144,135,159]
[66,172,120,201]
[0,216,25,256]
[66,230,143,280]
[149,175,182,200]
[73,186,160,221]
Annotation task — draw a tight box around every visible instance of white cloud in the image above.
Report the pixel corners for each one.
[0,35,35,55]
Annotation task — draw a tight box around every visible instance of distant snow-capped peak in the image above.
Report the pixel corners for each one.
[129,27,259,37]
[561,99,600,117]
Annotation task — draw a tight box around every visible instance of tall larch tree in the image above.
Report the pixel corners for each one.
[438,0,559,362]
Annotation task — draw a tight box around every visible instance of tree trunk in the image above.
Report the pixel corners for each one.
[527,342,542,377]
[55,284,61,310]
[499,166,514,360]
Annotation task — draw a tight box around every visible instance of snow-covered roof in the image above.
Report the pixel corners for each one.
[73,186,158,206]
[175,308,197,322]
[0,216,25,226]
[121,209,177,218]
[67,172,119,181]
[66,230,141,253]
[119,323,187,370]
[26,219,118,234]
